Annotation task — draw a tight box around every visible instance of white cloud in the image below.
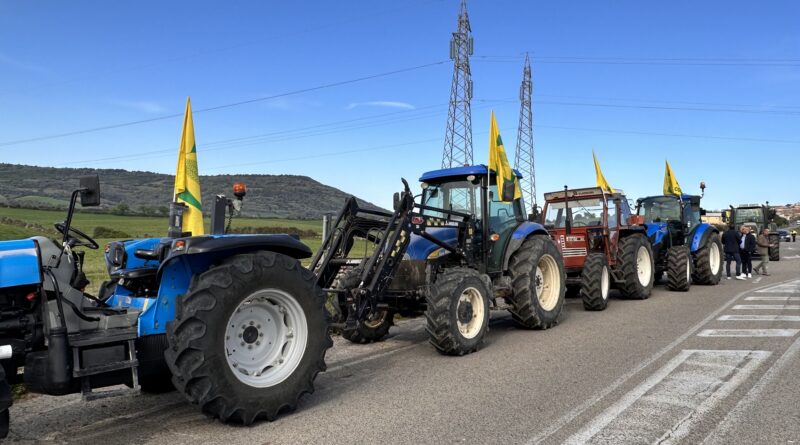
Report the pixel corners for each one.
[346,101,416,110]
[115,100,168,114]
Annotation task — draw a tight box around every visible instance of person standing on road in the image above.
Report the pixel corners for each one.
[739,226,756,278]
[753,228,773,276]
[722,224,744,280]
[792,229,797,242]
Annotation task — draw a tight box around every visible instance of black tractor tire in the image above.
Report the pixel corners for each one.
[692,232,723,285]
[508,234,566,329]
[769,236,780,261]
[581,253,610,311]
[425,267,491,356]
[617,234,654,300]
[0,365,11,439]
[135,334,174,393]
[334,267,393,344]
[165,251,331,425]
[666,245,692,292]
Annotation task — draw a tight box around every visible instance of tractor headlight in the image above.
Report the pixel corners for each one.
[427,248,448,260]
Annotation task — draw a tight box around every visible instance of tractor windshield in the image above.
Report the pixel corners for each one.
[421,180,479,218]
[637,197,681,223]
[734,208,762,225]
[544,198,604,228]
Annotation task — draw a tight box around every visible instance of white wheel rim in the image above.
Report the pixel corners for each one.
[457,287,485,339]
[601,266,610,301]
[636,246,652,286]
[535,254,561,311]
[224,289,308,388]
[686,257,692,282]
[709,242,721,275]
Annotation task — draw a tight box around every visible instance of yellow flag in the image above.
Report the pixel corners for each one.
[174,97,204,236]
[663,160,683,196]
[592,151,615,193]
[488,111,521,202]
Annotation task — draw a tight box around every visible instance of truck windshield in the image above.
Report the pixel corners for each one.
[545,198,604,228]
[637,197,681,222]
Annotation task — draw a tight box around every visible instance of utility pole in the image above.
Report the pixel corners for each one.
[514,53,537,216]
[441,0,474,168]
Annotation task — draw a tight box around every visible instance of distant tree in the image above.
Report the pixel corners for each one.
[157,206,169,216]
[112,202,130,215]
[774,215,789,228]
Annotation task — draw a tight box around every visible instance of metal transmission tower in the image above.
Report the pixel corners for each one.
[441,0,474,168]
[514,53,537,215]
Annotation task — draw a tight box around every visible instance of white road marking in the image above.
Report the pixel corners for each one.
[752,277,762,283]
[755,280,800,293]
[702,335,800,444]
[698,329,799,337]
[732,304,800,310]
[718,314,800,322]
[562,350,769,445]
[526,277,798,445]
[744,296,800,301]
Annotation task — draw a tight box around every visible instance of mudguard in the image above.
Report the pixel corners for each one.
[689,224,716,253]
[501,222,550,271]
[0,239,42,288]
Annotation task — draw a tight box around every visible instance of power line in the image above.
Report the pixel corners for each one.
[0,60,449,148]
[476,98,800,116]
[473,55,800,66]
[534,123,800,145]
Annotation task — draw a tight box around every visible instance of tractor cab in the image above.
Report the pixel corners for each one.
[415,165,525,274]
[725,204,781,260]
[636,194,703,247]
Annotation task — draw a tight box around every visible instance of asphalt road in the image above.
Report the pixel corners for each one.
[8,242,800,444]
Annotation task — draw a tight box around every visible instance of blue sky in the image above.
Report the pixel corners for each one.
[1,1,798,211]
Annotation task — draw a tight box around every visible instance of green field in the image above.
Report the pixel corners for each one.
[0,207,325,294]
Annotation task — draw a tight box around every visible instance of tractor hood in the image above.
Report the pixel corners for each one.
[0,239,42,288]
[644,222,669,245]
[404,227,459,261]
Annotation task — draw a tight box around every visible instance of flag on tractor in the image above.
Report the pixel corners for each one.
[663,160,683,196]
[173,97,204,236]
[592,151,615,193]
[488,111,521,202]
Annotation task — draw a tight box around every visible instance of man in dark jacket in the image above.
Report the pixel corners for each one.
[739,226,756,278]
[721,224,744,280]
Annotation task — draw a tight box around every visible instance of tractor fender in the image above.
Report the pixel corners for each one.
[689,224,717,253]
[134,234,313,336]
[501,222,550,271]
[0,239,42,288]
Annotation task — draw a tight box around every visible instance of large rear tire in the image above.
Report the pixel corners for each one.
[581,253,610,311]
[666,245,692,292]
[425,268,491,356]
[0,365,11,438]
[617,234,654,300]
[165,251,331,424]
[692,232,722,285]
[508,234,566,329]
[334,267,393,344]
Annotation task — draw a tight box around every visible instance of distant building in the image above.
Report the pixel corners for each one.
[774,203,800,222]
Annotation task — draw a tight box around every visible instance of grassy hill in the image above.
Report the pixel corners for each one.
[0,163,383,219]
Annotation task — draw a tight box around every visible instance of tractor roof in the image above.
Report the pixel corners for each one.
[735,203,764,208]
[638,194,699,202]
[543,186,625,202]
[418,164,522,183]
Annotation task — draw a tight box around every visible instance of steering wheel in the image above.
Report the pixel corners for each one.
[55,222,99,250]
[572,221,587,227]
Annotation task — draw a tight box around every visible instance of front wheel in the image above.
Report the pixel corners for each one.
[165,251,332,424]
[425,268,491,356]
[334,267,393,344]
[581,253,610,311]
[617,234,654,300]
[692,232,722,285]
[666,245,692,292]
[508,234,566,329]
[0,365,11,438]
[769,236,780,261]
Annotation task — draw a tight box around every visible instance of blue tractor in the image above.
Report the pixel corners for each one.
[635,190,723,291]
[312,165,566,355]
[0,176,332,437]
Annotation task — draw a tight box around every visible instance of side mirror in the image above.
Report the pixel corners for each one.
[393,192,401,211]
[79,175,100,207]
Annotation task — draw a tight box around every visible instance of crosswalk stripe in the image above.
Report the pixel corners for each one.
[698,329,799,337]
[718,315,800,321]
[732,304,800,310]
[744,296,800,301]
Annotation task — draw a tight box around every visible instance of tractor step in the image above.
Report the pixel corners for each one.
[72,338,140,400]
[82,385,139,402]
